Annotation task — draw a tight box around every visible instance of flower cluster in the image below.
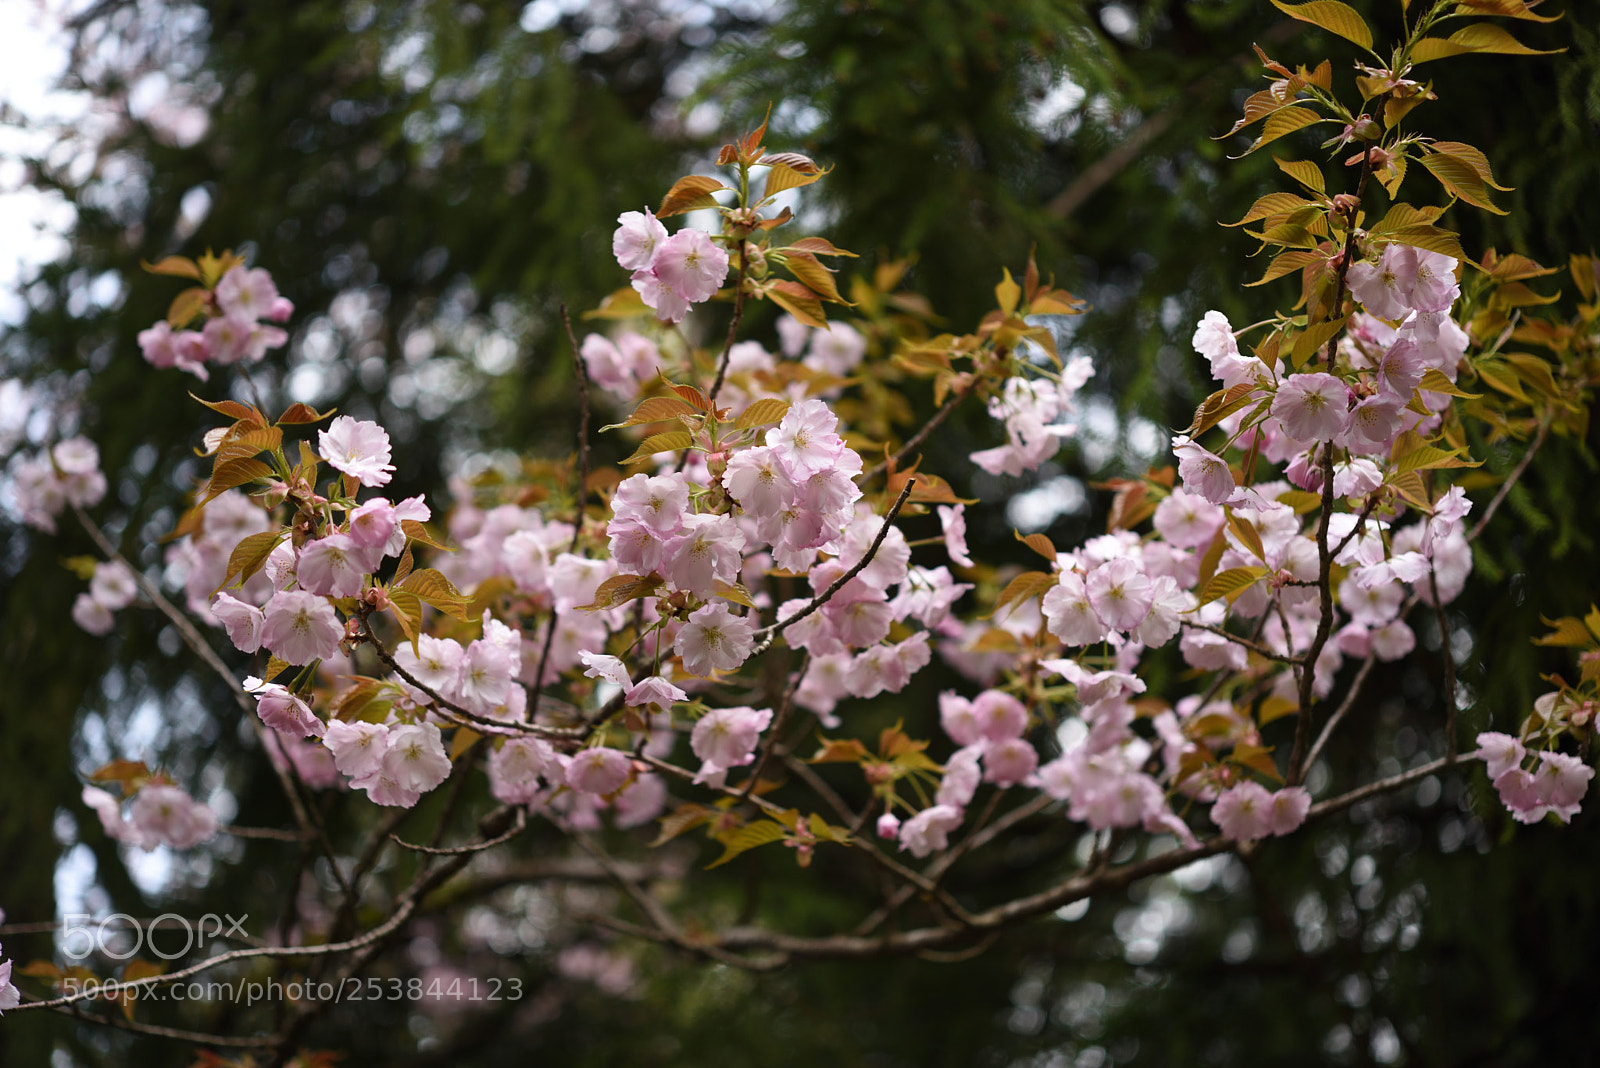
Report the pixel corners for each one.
[10,437,106,532]
[81,782,218,851]
[137,265,292,380]
[614,209,730,324]
[0,915,17,1014]
[70,559,139,636]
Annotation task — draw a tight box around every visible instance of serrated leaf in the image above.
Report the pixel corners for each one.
[733,397,790,429]
[1227,511,1267,563]
[400,568,471,620]
[1200,566,1269,605]
[987,570,1056,619]
[810,738,872,763]
[670,383,712,411]
[783,250,844,303]
[449,727,480,760]
[1533,616,1595,648]
[1420,151,1508,215]
[658,175,728,217]
[1247,250,1321,287]
[582,286,650,321]
[201,458,274,503]
[652,803,715,846]
[706,819,789,868]
[995,267,1021,316]
[1273,157,1326,195]
[1231,743,1284,782]
[761,153,829,200]
[276,402,336,425]
[969,627,1022,653]
[578,573,664,611]
[166,286,211,327]
[1236,106,1327,157]
[764,279,827,328]
[786,236,857,257]
[621,429,695,465]
[1257,695,1299,725]
[1186,382,1262,437]
[401,519,452,552]
[1290,314,1349,366]
[1392,443,1481,474]
[217,529,287,592]
[1411,22,1562,65]
[1223,192,1315,228]
[602,395,698,431]
[142,255,202,280]
[330,677,394,723]
[387,589,423,652]
[1383,224,1467,262]
[713,580,756,608]
[190,393,266,425]
[1015,529,1057,562]
[1418,368,1481,398]
[1270,0,1373,49]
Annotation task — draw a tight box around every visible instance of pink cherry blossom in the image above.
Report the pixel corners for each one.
[937,504,975,568]
[1267,787,1311,835]
[214,265,281,320]
[983,738,1039,787]
[1172,437,1237,504]
[691,706,773,775]
[70,592,115,639]
[1042,572,1109,647]
[1272,373,1350,442]
[1212,780,1274,841]
[612,208,669,271]
[1475,731,1525,780]
[244,676,326,737]
[665,512,746,597]
[675,602,756,676]
[129,784,218,850]
[297,534,371,599]
[318,416,396,487]
[380,723,452,797]
[323,721,390,782]
[261,589,344,664]
[1086,557,1154,633]
[651,229,729,303]
[567,747,633,796]
[899,804,963,858]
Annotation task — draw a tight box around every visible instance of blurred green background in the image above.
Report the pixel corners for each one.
[3,0,1599,1064]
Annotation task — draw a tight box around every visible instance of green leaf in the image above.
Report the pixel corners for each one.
[784,250,845,303]
[1420,150,1508,215]
[760,152,829,200]
[601,394,697,431]
[995,267,1021,316]
[401,519,454,551]
[1227,511,1267,563]
[400,568,472,620]
[141,255,201,280]
[166,286,211,327]
[1223,192,1314,228]
[986,570,1056,619]
[621,429,695,465]
[1235,106,1328,157]
[1186,382,1263,437]
[216,529,287,593]
[1274,157,1327,195]
[657,174,729,217]
[764,279,828,328]
[785,236,857,258]
[1533,616,1595,648]
[1246,249,1321,287]
[1270,0,1374,50]
[652,803,716,846]
[1419,369,1482,398]
[1411,22,1563,64]
[1200,566,1269,606]
[578,573,664,611]
[733,397,791,429]
[706,819,789,868]
[201,457,274,503]
[1290,314,1349,366]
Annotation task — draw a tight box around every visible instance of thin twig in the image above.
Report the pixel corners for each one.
[706,241,749,408]
[737,653,809,802]
[1181,620,1304,666]
[392,806,527,856]
[859,382,976,484]
[751,478,915,654]
[1467,413,1551,543]
[1305,652,1377,771]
